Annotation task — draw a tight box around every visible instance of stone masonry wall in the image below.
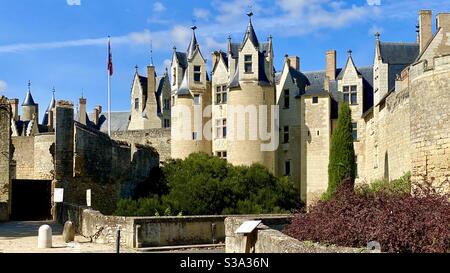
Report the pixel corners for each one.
[112,128,171,163]
[409,57,450,192]
[0,97,11,221]
[362,87,411,183]
[11,134,55,181]
[225,216,368,253]
[71,123,159,214]
[11,137,34,180]
[33,134,55,180]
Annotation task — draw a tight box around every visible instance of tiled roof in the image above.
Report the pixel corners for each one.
[86,111,131,133]
[176,52,188,69]
[379,42,419,65]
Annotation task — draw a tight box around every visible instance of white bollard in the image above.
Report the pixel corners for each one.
[38,225,52,249]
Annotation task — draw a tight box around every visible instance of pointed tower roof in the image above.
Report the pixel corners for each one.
[243,12,259,47]
[42,88,56,125]
[22,81,37,106]
[187,26,199,59]
[46,87,56,111]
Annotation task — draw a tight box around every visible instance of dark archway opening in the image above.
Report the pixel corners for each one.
[11,180,52,221]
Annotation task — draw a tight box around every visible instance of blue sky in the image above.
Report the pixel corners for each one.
[0,0,449,119]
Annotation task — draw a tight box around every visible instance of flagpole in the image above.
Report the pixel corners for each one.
[108,36,112,137]
[108,68,111,137]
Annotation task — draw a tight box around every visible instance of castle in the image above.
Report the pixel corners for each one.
[1,9,450,222]
[168,9,450,204]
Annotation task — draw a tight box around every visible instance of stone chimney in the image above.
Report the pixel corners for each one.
[79,97,87,125]
[93,105,102,126]
[147,65,156,94]
[436,13,450,31]
[9,99,19,121]
[326,50,337,81]
[287,56,300,71]
[419,10,433,53]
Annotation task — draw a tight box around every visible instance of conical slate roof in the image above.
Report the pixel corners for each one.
[22,90,37,106]
[187,26,199,60]
[42,92,56,125]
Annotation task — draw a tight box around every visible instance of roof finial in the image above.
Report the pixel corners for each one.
[52,86,55,96]
[135,65,139,73]
[247,4,254,19]
[28,80,31,92]
[348,49,353,57]
[375,32,380,41]
[150,40,154,66]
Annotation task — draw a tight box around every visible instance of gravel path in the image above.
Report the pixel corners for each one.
[0,221,136,253]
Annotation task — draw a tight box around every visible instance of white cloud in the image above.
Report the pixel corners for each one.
[153,2,166,12]
[0,30,161,53]
[194,8,210,20]
[170,25,191,48]
[369,25,383,35]
[0,81,7,93]
[67,0,81,6]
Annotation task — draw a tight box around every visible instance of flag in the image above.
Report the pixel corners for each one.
[108,36,113,76]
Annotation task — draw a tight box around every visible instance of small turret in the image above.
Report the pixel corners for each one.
[22,81,39,122]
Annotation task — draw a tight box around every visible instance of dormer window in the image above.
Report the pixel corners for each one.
[343,85,357,105]
[244,55,253,73]
[194,66,201,82]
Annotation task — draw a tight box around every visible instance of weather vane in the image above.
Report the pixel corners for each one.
[150,40,154,66]
[247,3,254,16]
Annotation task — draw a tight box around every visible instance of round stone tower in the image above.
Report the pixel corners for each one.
[226,12,276,173]
[171,26,212,159]
[22,81,39,121]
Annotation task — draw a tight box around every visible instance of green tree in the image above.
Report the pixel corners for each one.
[325,102,356,200]
[115,153,302,216]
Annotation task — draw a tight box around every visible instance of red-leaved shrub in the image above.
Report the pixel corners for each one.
[284,180,450,253]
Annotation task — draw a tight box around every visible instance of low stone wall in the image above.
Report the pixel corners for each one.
[61,204,289,249]
[61,203,134,247]
[134,216,226,248]
[225,216,368,253]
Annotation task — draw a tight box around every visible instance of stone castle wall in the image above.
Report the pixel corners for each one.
[11,137,35,179]
[0,97,11,221]
[361,87,411,184]
[68,122,159,214]
[112,128,171,163]
[409,55,450,192]
[11,134,55,181]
